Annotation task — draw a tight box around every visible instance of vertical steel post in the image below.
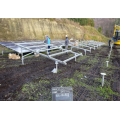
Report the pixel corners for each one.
[101,73,106,87]
[106,61,109,67]
[84,50,86,55]
[22,56,24,65]
[102,75,104,87]
[2,46,3,55]
[21,48,24,65]
[55,61,58,73]
[90,48,91,53]
[110,43,113,51]
[108,54,110,59]
[75,53,76,61]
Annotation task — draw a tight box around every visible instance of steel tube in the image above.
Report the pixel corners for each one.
[40,46,61,51]
[16,43,67,65]
[63,54,82,63]
[15,43,83,65]
[23,54,36,59]
[102,75,104,87]
[72,46,91,52]
[14,42,44,45]
[21,48,23,60]
[23,52,34,57]
[78,44,94,49]
[49,50,71,57]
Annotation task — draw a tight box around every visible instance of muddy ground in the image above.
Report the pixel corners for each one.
[0,45,120,101]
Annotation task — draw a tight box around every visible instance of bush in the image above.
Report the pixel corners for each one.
[98,27,102,33]
[68,18,95,27]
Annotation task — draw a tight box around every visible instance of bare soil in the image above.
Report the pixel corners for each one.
[0,45,120,101]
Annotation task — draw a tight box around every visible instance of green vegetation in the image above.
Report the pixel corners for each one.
[83,26,110,43]
[114,18,120,25]
[68,18,95,27]
[106,30,109,37]
[98,27,102,33]
[77,55,88,62]
[20,80,52,101]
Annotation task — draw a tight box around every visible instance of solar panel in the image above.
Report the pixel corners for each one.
[0,40,65,54]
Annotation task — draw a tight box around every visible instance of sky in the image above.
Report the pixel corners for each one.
[0,0,117,18]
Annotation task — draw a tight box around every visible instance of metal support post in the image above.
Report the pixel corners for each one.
[106,61,109,67]
[75,53,76,61]
[2,46,3,55]
[110,43,113,51]
[22,56,24,65]
[21,48,23,60]
[108,54,110,59]
[55,61,58,73]
[2,50,3,55]
[101,73,106,87]
[102,75,104,87]
[97,45,98,49]
[84,50,86,55]
[21,48,24,65]
[90,48,91,53]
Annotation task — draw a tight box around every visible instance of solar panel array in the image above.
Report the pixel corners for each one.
[0,40,65,54]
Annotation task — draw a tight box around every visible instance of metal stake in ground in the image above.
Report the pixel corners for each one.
[106,61,109,67]
[21,48,24,65]
[2,46,4,55]
[55,61,58,73]
[110,43,113,51]
[84,49,86,55]
[75,53,76,61]
[90,47,92,53]
[100,73,106,87]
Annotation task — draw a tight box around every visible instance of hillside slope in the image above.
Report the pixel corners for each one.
[0,18,109,43]
[93,18,116,37]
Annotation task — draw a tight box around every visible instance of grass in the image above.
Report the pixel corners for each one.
[77,55,88,62]
[20,79,52,101]
[88,57,98,64]
[1,42,120,101]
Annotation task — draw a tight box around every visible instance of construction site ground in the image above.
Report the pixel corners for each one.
[0,45,120,101]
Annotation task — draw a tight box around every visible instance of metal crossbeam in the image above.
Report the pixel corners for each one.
[14,42,83,66]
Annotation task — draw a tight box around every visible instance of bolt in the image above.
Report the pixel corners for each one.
[106,61,109,67]
[100,73,106,87]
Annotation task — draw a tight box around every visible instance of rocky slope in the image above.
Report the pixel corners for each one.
[0,18,109,43]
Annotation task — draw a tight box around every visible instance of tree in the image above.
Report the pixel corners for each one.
[106,30,109,37]
[98,27,102,33]
[68,18,95,27]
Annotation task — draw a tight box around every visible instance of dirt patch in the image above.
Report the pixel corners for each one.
[0,46,120,101]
